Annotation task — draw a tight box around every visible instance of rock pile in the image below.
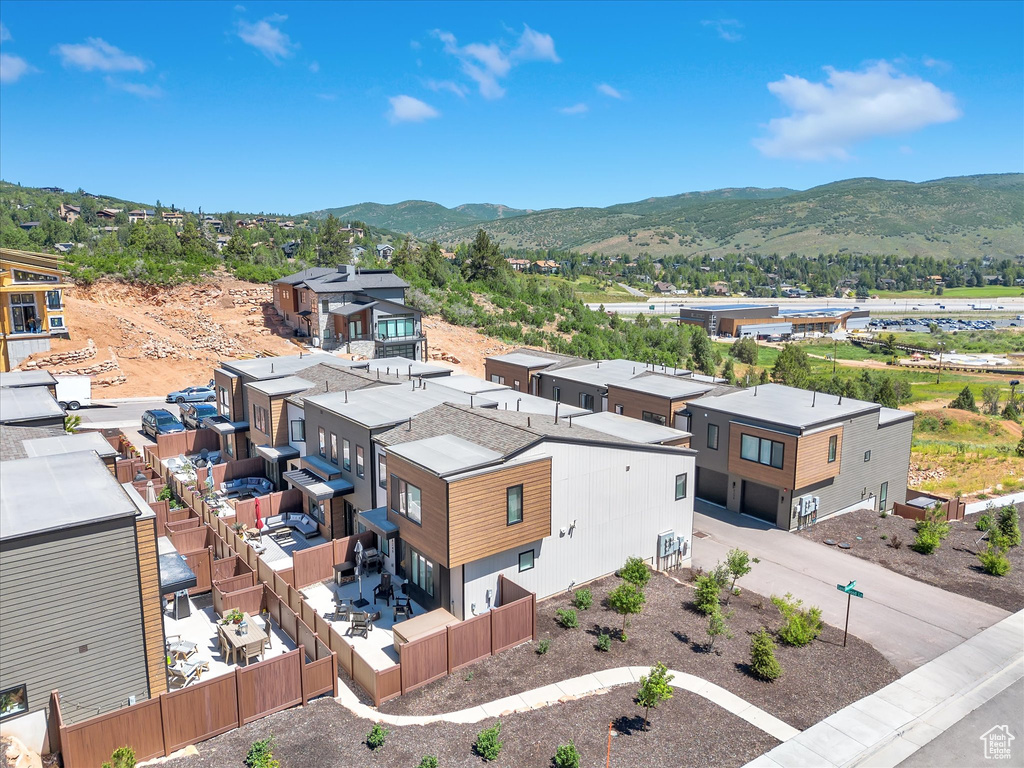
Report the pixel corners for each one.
[21,339,97,368]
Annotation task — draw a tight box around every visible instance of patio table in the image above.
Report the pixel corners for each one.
[221,613,268,665]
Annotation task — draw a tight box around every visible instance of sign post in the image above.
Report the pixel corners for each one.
[836,580,864,647]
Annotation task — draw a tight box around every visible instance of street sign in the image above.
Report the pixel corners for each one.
[838,580,864,646]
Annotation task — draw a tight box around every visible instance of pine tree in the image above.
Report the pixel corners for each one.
[949,386,979,413]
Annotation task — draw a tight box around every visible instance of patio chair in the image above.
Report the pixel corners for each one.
[373,578,393,607]
[242,639,264,665]
[334,596,352,622]
[367,610,382,630]
[165,635,197,662]
[217,626,231,660]
[349,611,370,638]
[393,600,412,623]
[167,657,210,688]
[252,614,272,650]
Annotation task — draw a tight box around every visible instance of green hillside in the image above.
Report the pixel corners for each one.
[306,199,531,233]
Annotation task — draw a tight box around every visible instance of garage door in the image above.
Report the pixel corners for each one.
[696,468,728,506]
[742,480,779,524]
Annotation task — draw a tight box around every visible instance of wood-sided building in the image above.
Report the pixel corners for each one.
[0,248,71,371]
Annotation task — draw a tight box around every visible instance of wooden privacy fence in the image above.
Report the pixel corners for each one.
[153,428,221,460]
[233,489,303,529]
[196,456,266,489]
[54,646,336,768]
[893,495,965,523]
[291,531,374,589]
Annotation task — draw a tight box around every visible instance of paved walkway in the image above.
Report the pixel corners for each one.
[335,665,800,742]
[693,502,1009,674]
[744,609,1024,768]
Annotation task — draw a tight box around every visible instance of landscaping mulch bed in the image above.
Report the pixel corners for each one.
[169,686,778,768]
[380,571,898,731]
[795,508,1024,612]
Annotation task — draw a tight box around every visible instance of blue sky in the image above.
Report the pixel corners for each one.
[1,1,1021,213]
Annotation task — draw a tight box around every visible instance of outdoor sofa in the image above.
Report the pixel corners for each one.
[219,477,273,497]
[258,511,320,540]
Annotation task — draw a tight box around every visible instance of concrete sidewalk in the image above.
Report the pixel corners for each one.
[693,502,1009,674]
[335,665,800,742]
[744,609,1024,768]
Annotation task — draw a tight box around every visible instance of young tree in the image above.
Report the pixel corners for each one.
[949,386,979,413]
[749,628,782,681]
[705,604,733,652]
[619,556,651,589]
[690,329,716,376]
[723,548,756,604]
[636,662,674,730]
[317,213,350,266]
[693,572,721,615]
[772,344,811,387]
[463,229,509,285]
[981,385,1002,416]
[732,336,758,365]
[875,377,899,409]
[607,582,645,639]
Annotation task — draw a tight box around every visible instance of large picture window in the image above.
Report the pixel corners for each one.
[392,475,422,524]
[410,548,434,596]
[580,392,595,410]
[707,423,719,450]
[642,410,667,426]
[378,316,415,339]
[507,485,523,525]
[740,434,784,469]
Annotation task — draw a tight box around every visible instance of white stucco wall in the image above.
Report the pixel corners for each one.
[286,401,306,457]
[457,442,694,617]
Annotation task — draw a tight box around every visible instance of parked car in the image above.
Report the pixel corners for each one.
[55,375,92,410]
[166,386,216,404]
[142,409,185,439]
[179,402,218,430]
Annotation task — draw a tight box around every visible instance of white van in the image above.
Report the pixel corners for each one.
[55,375,92,410]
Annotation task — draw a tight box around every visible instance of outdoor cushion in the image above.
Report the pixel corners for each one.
[292,515,319,538]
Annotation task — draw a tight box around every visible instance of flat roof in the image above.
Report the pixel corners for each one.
[879,406,915,426]
[568,411,691,444]
[220,352,338,380]
[486,351,562,369]
[540,358,672,388]
[0,387,64,424]
[428,375,508,395]
[685,303,769,312]
[246,376,314,397]
[0,452,138,541]
[689,383,879,430]
[0,370,57,389]
[389,434,503,475]
[23,431,118,459]
[473,389,589,417]
[350,357,452,378]
[610,374,712,400]
[308,384,482,429]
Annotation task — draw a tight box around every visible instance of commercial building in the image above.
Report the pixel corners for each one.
[686,383,913,529]
[0,248,71,371]
[676,303,870,339]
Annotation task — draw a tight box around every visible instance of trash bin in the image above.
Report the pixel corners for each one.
[173,589,191,620]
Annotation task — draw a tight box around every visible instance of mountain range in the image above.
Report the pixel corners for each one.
[307,174,1024,259]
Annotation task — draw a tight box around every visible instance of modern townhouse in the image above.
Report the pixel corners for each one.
[569,411,692,447]
[0,386,66,428]
[373,403,695,618]
[606,372,738,429]
[271,265,426,360]
[484,349,582,394]
[535,358,694,413]
[686,383,913,529]
[0,248,71,371]
[426,374,591,418]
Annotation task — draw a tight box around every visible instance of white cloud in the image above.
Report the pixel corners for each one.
[754,61,961,161]
[309,60,319,73]
[387,94,440,124]
[433,24,559,99]
[0,53,36,83]
[702,19,743,43]
[105,77,163,98]
[597,83,622,99]
[425,78,468,98]
[54,38,148,72]
[922,56,951,72]
[234,4,246,11]
[0,22,11,42]
[559,102,588,115]
[237,15,296,62]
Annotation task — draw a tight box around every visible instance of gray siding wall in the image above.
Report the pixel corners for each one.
[302,404,375,513]
[536,375,604,411]
[687,405,732,474]
[0,518,149,724]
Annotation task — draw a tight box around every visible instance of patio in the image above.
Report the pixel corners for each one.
[248,527,327,570]
[162,592,297,687]
[302,572,427,671]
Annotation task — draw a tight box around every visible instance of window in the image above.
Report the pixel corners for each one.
[614,404,624,415]
[514,380,520,391]
[740,434,784,469]
[342,439,351,471]
[380,343,417,359]
[378,453,387,489]
[0,684,28,721]
[864,450,872,462]
[252,405,269,434]
[225,437,234,458]
[45,290,62,310]
[879,482,888,513]
[490,374,505,384]
[321,298,330,313]
[507,485,523,525]
[380,534,390,557]
[378,316,415,339]
[675,474,688,500]
[329,433,338,465]
[318,427,326,458]
[392,475,422,524]
[552,386,560,402]
[49,315,64,329]
[219,385,230,416]
[290,419,305,442]
[707,423,719,450]
[410,548,434,596]
[642,410,667,426]
[356,446,365,478]
[579,392,595,410]
[828,435,838,463]
[519,550,535,572]
[324,325,332,340]
[308,496,325,524]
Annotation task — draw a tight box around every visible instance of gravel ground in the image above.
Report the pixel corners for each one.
[795,508,1024,612]
[166,686,778,768]
[380,571,898,731]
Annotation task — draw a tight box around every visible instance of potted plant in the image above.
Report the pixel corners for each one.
[222,608,244,625]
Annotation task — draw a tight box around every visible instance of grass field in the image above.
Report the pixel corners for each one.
[874,286,1024,299]
[532,274,647,304]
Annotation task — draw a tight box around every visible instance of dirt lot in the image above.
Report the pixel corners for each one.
[381,571,898,732]
[795,508,1024,612]
[167,686,777,768]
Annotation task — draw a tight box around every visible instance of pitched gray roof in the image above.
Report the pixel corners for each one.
[284,363,397,407]
[219,351,339,380]
[275,267,408,293]
[0,424,65,461]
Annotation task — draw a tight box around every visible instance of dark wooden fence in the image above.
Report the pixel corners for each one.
[233,489,304,528]
[448,612,492,673]
[153,429,221,460]
[400,628,449,694]
[893,494,966,522]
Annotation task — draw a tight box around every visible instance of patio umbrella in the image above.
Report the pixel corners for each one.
[254,496,263,533]
[353,540,366,601]
[145,480,157,505]
[205,471,215,493]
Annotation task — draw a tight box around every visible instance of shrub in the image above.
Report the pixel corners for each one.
[475,721,503,761]
[978,535,1012,576]
[102,747,136,768]
[913,506,950,554]
[997,505,1022,547]
[693,574,721,615]
[553,741,581,768]
[771,593,823,646]
[536,638,550,655]
[636,662,674,729]
[889,534,904,550]
[418,757,439,768]
[366,723,389,751]
[244,737,279,768]
[619,556,651,589]
[705,604,733,652]
[750,628,782,681]
[724,549,757,604]
[556,608,579,629]
[572,588,593,611]
[913,527,942,554]
[949,386,979,413]
[976,514,993,532]
[597,633,611,652]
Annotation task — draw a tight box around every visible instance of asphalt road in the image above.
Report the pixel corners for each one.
[76,396,167,449]
[898,679,1024,768]
[588,296,1024,316]
[691,501,1010,675]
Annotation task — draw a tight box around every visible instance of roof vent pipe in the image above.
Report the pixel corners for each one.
[326,380,330,392]
[597,361,601,368]
[517,398,522,411]
[527,416,532,428]
[376,369,380,380]
[838,395,843,405]
[554,401,559,424]
[470,395,474,408]
[407,416,413,431]
[344,390,348,403]
[754,386,758,396]
[812,390,817,407]
[271,362,275,373]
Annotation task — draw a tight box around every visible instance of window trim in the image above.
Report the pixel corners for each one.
[740,433,784,469]
[329,432,338,465]
[707,423,720,450]
[518,549,535,572]
[342,438,351,471]
[0,683,28,722]
[506,484,524,526]
[828,434,838,463]
[579,392,595,410]
[290,419,305,442]
[356,445,365,478]
[675,473,688,500]
[864,450,872,462]
[391,474,422,525]
[317,427,326,458]
[642,410,667,426]
[552,386,560,402]
[378,453,387,489]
